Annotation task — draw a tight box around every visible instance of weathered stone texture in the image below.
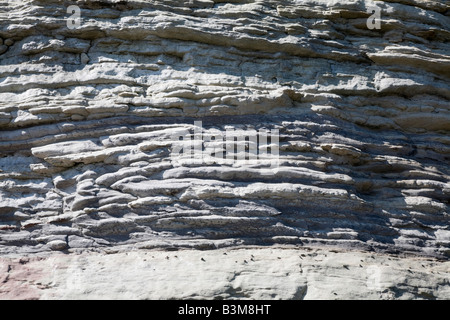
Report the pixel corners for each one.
[0,0,449,299]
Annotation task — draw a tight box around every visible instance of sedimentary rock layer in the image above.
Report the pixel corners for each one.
[1,247,449,300]
[0,0,449,263]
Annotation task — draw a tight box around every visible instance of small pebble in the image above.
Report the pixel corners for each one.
[48,240,67,251]
[80,52,90,64]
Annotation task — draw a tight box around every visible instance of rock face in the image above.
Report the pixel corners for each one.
[1,247,449,300]
[0,0,449,299]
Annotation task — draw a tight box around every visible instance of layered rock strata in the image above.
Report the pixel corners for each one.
[0,0,449,299]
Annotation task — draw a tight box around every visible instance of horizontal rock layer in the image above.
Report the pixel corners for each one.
[0,0,449,265]
[1,247,449,300]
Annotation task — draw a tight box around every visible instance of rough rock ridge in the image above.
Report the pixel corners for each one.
[0,0,449,299]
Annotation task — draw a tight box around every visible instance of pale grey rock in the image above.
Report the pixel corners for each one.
[0,0,449,299]
[80,52,90,65]
[0,247,449,300]
[47,240,67,251]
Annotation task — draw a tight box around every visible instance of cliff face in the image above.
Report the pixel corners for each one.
[0,0,449,299]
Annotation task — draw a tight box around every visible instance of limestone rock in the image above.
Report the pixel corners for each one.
[1,247,449,300]
[0,0,449,299]
[47,240,67,251]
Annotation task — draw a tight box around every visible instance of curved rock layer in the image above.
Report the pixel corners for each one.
[0,0,449,260]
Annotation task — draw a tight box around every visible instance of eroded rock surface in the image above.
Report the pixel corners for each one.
[0,0,449,299]
[1,247,449,300]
